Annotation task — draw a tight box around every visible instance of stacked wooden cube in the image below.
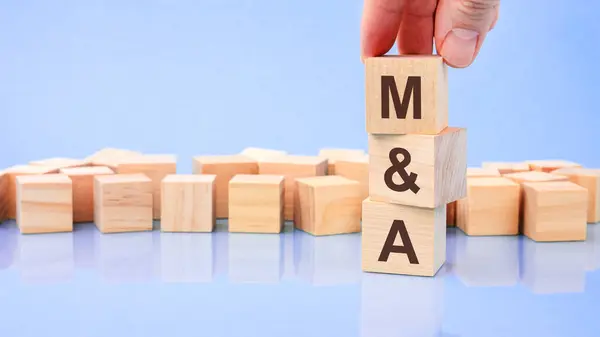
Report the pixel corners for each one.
[361,56,467,277]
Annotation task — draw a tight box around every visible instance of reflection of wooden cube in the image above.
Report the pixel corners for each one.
[526,160,581,173]
[60,166,114,223]
[522,181,587,242]
[481,162,530,175]
[16,174,73,234]
[552,168,600,224]
[4,165,58,219]
[318,148,365,175]
[228,174,284,233]
[295,176,362,236]
[94,174,153,233]
[161,174,216,232]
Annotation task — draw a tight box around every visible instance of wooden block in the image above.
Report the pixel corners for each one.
[318,148,366,174]
[29,157,89,169]
[334,155,369,216]
[93,174,153,233]
[240,147,287,161]
[522,181,587,242]
[526,160,581,173]
[365,55,448,135]
[362,197,446,277]
[192,155,258,218]
[161,174,216,232]
[114,154,177,219]
[85,147,144,169]
[481,162,530,175]
[4,165,58,219]
[552,168,600,223]
[16,174,73,234]
[228,174,284,233]
[446,202,456,227]
[258,155,327,221]
[467,167,501,178]
[456,177,520,236]
[0,170,7,223]
[368,127,466,208]
[294,176,362,236]
[59,166,115,223]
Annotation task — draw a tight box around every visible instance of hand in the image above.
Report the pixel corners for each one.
[360,0,500,68]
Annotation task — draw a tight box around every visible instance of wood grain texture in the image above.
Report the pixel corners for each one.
[258,155,327,221]
[365,55,448,135]
[368,127,467,208]
[16,174,73,234]
[228,174,284,233]
[29,157,89,169]
[192,155,258,219]
[318,148,365,175]
[60,166,115,223]
[4,165,58,219]
[335,155,369,218]
[481,162,530,175]
[240,147,287,161]
[93,174,153,233]
[294,176,362,236]
[526,160,581,173]
[522,181,587,242]
[552,168,600,223]
[450,167,502,227]
[362,197,446,276]
[161,174,216,232]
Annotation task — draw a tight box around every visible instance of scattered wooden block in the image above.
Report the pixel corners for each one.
[4,165,58,219]
[481,162,530,175]
[0,170,7,223]
[161,174,216,232]
[368,127,466,208]
[59,166,115,223]
[318,148,366,174]
[228,174,284,233]
[258,155,327,221]
[240,147,287,161]
[334,155,369,216]
[526,160,581,173]
[362,197,446,276]
[446,201,456,227]
[294,176,362,236]
[93,174,153,233]
[85,147,144,169]
[456,177,520,236]
[522,181,587,242]
[552,168,600,224]
[16,174,73,234]
[114,154,177,219]
[467,167,501,178]
[192,155,258,218]
[29,157,88,169]
[365,55,448,135]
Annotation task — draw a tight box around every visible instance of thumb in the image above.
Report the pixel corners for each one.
[434,0,500,68]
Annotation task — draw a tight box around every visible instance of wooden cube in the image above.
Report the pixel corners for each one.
[318,148,365,175]
[334,155,369,215]
[192,155,258,219]
[365,55,448,135]
[161,174,216,232]
[59,166,114,223]
[115,154,177,219]
[228,174,284,233]
[456,177,520,236]
[368,127,466,208]
[16,174,73,234]
[552,168,600,223]
[240,147,287,161]
[93,174,153,233]
[258,155,327,221]
[467,167,501,178]
[526,160,581,173]
[85,147,144,168]
[0,170,7,223]
[30,157,88,169]
[4,165,58,219]
[522,181,588,242]
[446,202,456,227]
[481,162,530,175]
[295,176,362,236]
[362,197,446,277]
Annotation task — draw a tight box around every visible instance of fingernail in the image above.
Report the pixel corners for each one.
[441,28,479,67]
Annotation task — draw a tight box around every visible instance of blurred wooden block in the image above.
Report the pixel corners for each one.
[295,176,362,236]
[522,181,587,242]
[335,155,369,216]
[481,162,530,175]
[365,56,448,135]
[258,155,327,221]
[228,174,284,233]
[240,147,287,161]
[93,174,153,233]
[362,197,446,276]
[368,127,466,208]
[526,160,581,173]
[0,170,7,223]
[85,147,144,168]
[467,167,501,178]
[16,174,73,234]
[456,177,520,236]
[59,166,115,223]
[552,168,600,224]
[192,155,258,219]
[4,165,58,219]
[161,174,216,232]
[446,202,456,227]
[29,157,89,169]
[115,154,177,219]
[318,148,366,174]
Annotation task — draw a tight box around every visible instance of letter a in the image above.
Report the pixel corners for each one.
[381,76,422,120]
[378,220,419,264]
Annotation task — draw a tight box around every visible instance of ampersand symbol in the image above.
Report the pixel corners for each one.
[384,147,420,194]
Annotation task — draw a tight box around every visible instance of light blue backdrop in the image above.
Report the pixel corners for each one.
[1,0,598,172]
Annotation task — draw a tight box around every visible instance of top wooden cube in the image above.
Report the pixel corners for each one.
[365,56,448,135]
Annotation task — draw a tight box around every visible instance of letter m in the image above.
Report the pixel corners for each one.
[381,76,422,120]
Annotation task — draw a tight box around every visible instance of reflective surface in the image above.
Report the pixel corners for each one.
[1,221,600,337]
